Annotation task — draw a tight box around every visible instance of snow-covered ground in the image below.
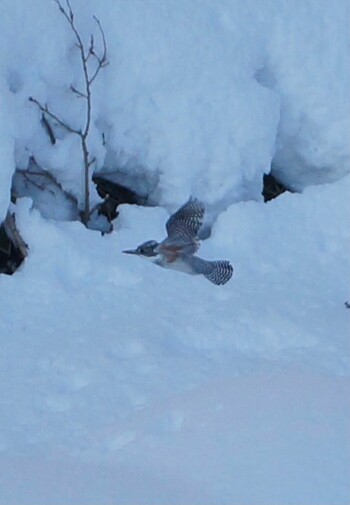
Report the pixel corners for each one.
[1,177,350,504]
[0,0,350,503]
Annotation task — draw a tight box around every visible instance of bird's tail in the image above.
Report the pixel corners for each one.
[186,256,233,285]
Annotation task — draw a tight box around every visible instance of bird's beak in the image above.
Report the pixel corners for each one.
[123,249,138,255]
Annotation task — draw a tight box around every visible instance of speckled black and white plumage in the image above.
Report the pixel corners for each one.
[166,197,205,242]
[183,256,233,285]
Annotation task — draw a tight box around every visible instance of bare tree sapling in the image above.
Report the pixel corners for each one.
[29,0,108,225]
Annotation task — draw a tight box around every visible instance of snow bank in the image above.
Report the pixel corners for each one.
[1,0,349,218]
[267,0,350,190]
[98,0,350,203]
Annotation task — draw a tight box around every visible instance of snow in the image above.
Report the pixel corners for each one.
[0,0,350,502]
[1,177,350,504]
[1,0,350,215]
[0,64,15,221]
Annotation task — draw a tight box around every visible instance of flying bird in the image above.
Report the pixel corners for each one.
[123,197,233,285]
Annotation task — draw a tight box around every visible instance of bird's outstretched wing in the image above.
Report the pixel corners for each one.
[165,197,205,243]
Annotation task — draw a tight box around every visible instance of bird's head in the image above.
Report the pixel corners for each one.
[123,240,159,258]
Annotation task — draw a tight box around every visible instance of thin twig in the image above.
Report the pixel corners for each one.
[41,113,56,145]
[29,97,81,135]
[52,0,91,139]
[18,156,79,207]
[88,15,108,85]
[19,170,56,196]
[88,156,96,168]
[70,85,87,98]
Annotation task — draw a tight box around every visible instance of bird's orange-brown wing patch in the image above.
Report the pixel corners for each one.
[158,244,182,263]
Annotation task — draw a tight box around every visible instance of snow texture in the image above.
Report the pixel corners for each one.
[0,0,350,503]
[1,177,350,504]
[0,0,349,216]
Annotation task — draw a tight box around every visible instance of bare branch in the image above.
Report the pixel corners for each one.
[93,15,107,63]
[66,0,74,22]
[19,169,56,196]
[53,0,71,24]
[87,156,96,168]
[90,34,95,53]
[88,15,108,85]
[18,157,79,208]
[53,0,66,16]
[29,97,81,135]
[54,0,88,62]
[88,60,109,86]
[41,113,56,145]
[70,85,87,98]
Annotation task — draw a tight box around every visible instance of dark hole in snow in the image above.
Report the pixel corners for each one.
[262,173,290,202]
[92,173,147,223]
[0,213,28,275]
